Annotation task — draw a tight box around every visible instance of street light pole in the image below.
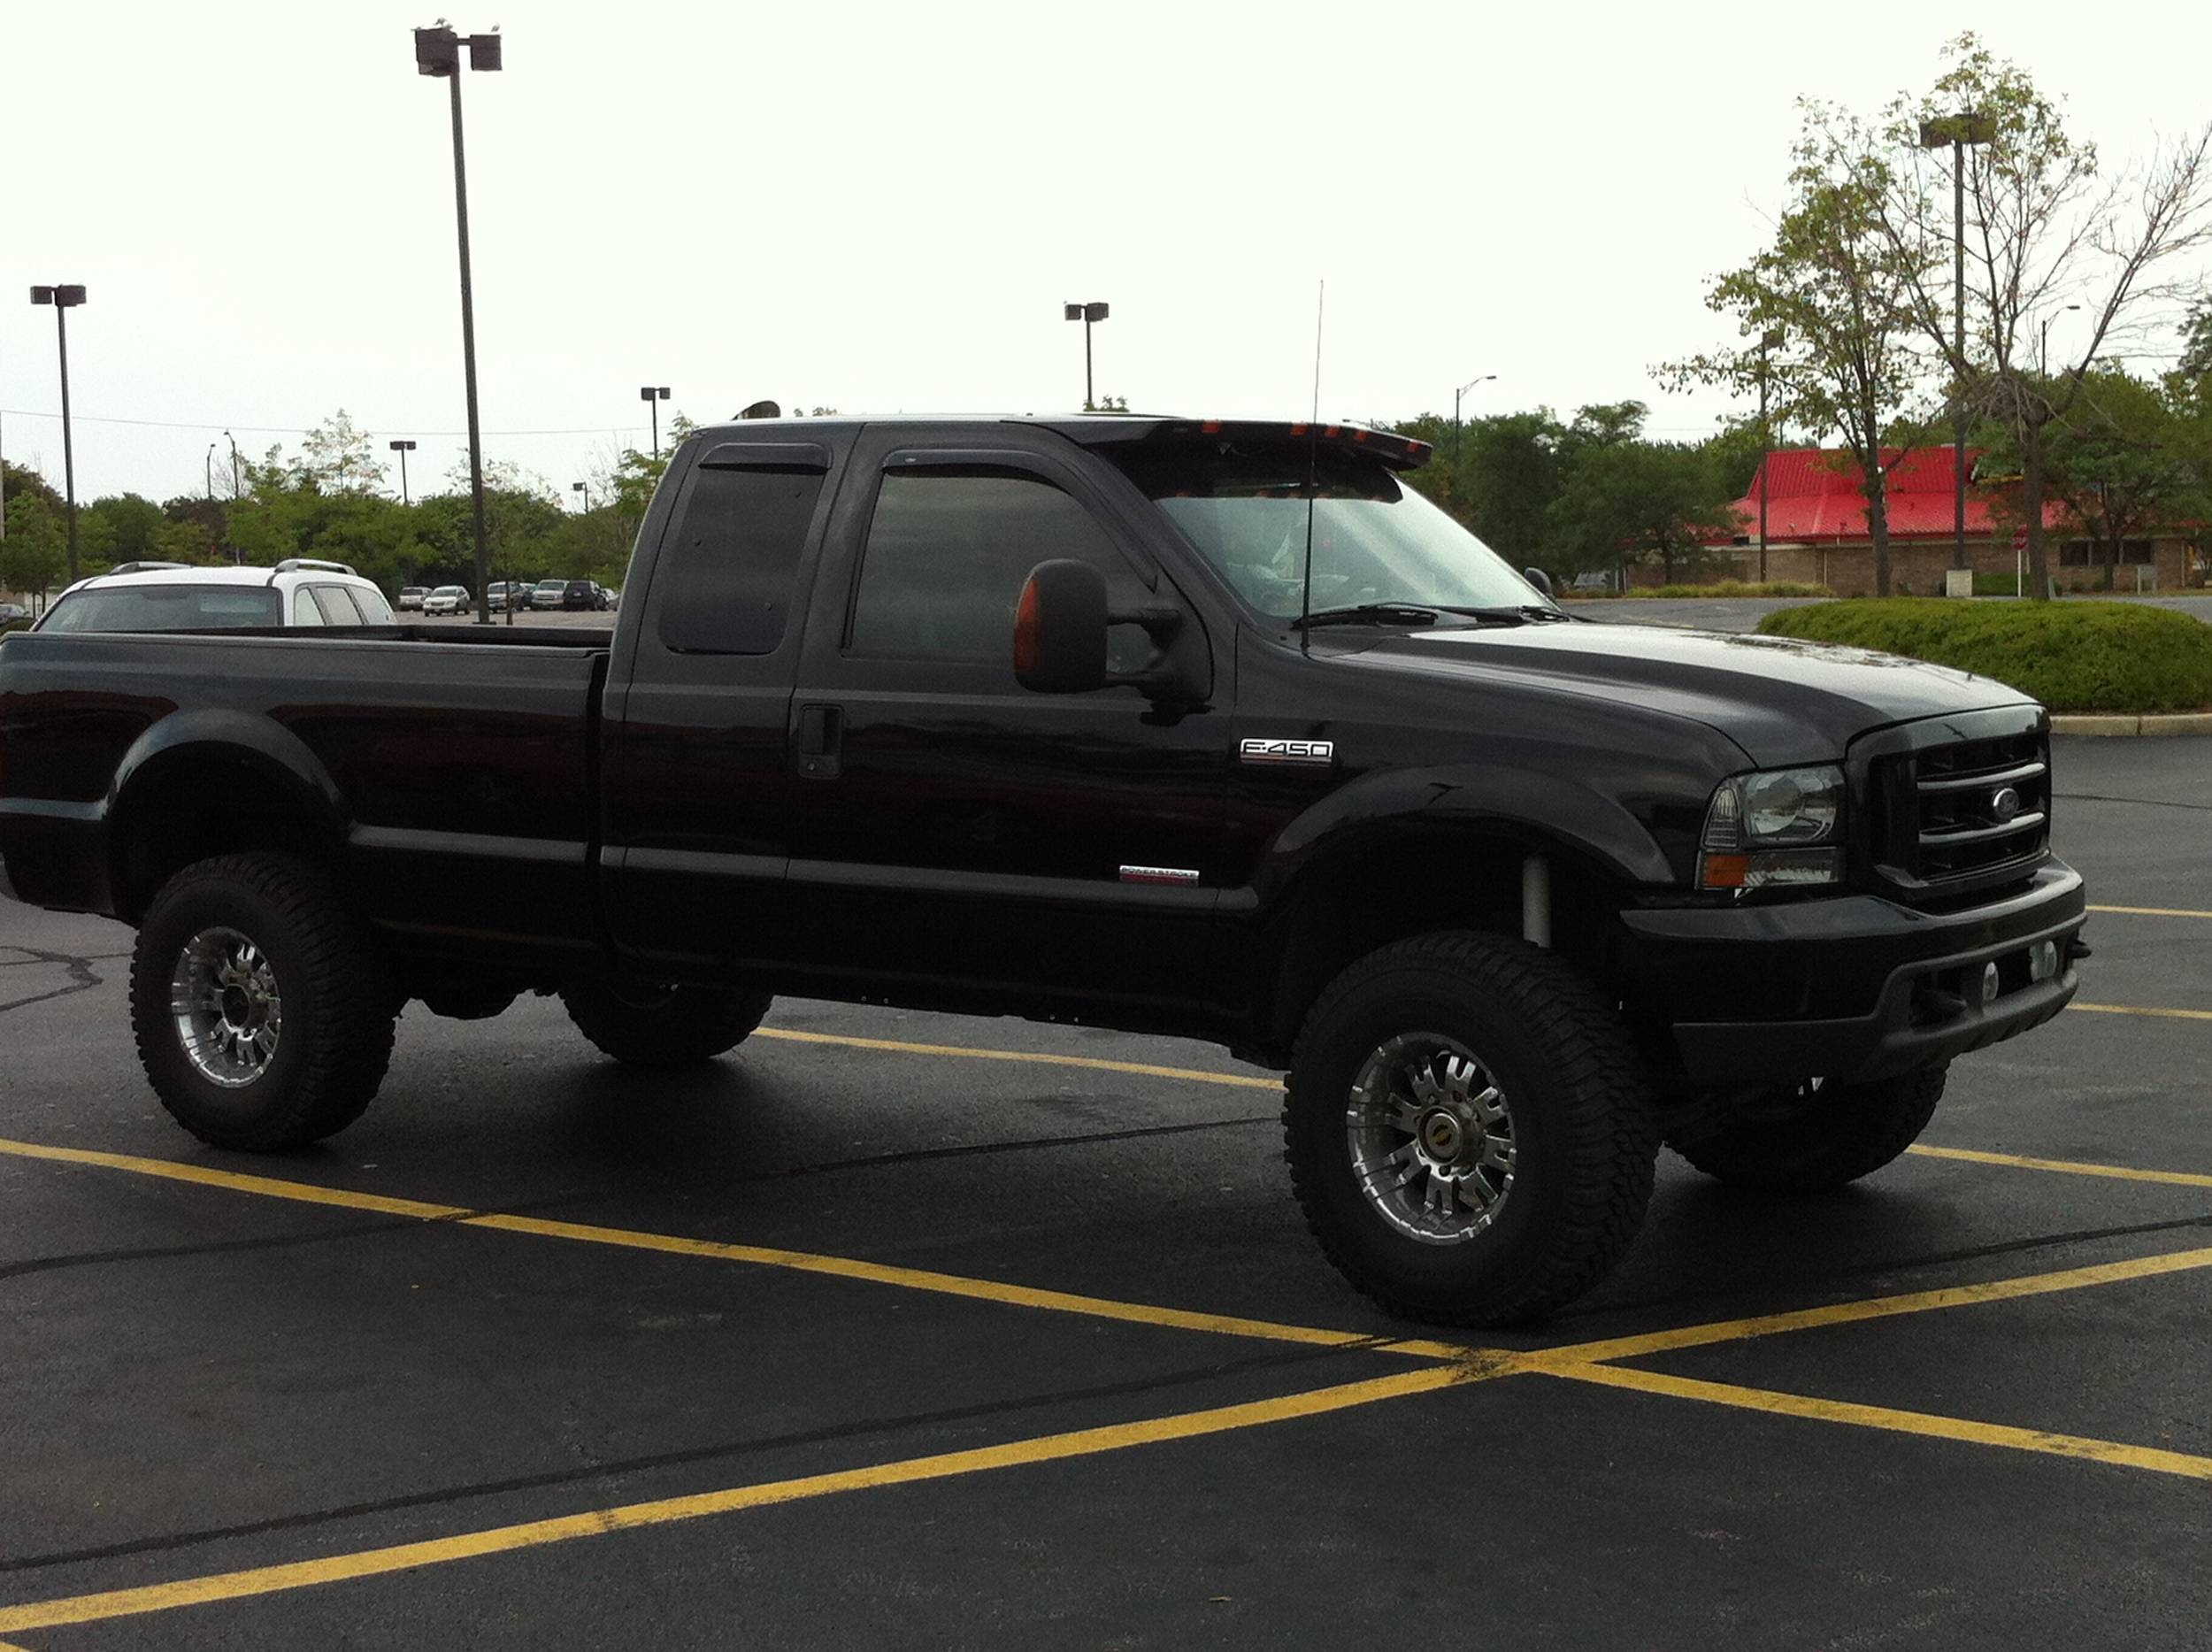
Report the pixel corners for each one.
[206,442,216,502]
[638,386,670,459]
[416,24,503,625]
[2039,304,2081,376]
[1452,373,1495,469]
[572,480,589,512]
[1063,302,1109,407]
[28,284,87,581]
[389,439,418,505]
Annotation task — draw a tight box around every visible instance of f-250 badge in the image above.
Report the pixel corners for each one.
[1240,737,1335,766]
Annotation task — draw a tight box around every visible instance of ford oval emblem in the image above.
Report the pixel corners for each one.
[1990,786,2023,824]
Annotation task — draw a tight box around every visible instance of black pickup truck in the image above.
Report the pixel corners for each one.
[0,414,2086,1324]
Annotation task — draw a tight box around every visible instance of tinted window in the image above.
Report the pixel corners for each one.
[657,465,826,655]
[849,472,1147,668]
[353,587,396,624]
[311,586,365,625]
[42,586,284,633]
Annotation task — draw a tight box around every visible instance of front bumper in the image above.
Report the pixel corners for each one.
[1617,863,2086,1086]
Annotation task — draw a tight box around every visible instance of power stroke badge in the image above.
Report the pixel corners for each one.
[1240,737,1335,766]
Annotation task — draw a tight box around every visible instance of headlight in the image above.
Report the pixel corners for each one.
[1699,765,1845,891]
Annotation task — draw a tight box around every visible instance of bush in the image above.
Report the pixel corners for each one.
[1564,580,1832,601]
[1756,599,2212,713]
[1972,572,2022,596]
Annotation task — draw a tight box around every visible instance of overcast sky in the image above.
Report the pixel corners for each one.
[4,0,2208,506]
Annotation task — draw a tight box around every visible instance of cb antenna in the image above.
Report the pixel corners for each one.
[1298,279,1324,653]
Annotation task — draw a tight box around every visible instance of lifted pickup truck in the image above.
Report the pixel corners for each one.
[0,414,2086,1324]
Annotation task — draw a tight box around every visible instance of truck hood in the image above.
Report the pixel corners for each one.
[1338,619,2036,766]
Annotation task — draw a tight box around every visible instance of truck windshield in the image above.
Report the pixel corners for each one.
[38,586,283,633]
[1109,441,1548,620]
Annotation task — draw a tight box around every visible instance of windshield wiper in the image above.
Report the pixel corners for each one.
[1292,603,1449,630]
[1291,602,1569,632]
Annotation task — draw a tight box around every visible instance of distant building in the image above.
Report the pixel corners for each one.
[1697,446,2200,595]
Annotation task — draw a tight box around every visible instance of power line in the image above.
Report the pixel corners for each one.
[0,407,649,439]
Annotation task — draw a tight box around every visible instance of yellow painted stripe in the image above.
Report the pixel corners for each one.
[751,1026,1283,1088]
[1525,1244,2212,1367]
[1548,1363,2212,1482]
[0,1137,1468,1364]
[0,1137,465,1220]
[1907,1142,2212,1190]
[2071,1002,2212,1023]
[0,1364,1483,1633]
[2086,903,2212,920]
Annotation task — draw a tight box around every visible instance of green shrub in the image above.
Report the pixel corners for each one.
[1756,598,2212,713]
[1971,572,2022,596]
[1565,580,1832,601]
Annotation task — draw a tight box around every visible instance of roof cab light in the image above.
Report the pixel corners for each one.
[1699,765,1845,892]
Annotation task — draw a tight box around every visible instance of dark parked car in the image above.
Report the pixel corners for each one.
[0,414,2085,1325]
[561,579,606,611]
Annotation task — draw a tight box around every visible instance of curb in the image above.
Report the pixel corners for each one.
[2050,713,2212,737]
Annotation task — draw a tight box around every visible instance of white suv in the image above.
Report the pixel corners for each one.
[35,559,398,633]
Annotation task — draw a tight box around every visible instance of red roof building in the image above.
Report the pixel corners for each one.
[1699,446,2196,595]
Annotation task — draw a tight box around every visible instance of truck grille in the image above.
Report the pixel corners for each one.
[1869,726,2050,896]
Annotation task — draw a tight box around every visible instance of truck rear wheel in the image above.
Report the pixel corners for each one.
[560,978,772,1067]
[129,854,396,1150]
[1283,931,1658,1326]
[1667,1066,1947,1192]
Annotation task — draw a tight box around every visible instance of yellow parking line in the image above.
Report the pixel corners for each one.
[2086,903,2212,920]
[1547,1363,2212,1482]
[752,1026,1283,1088]
[0,1364,1485,1634]
[1907,1142,2212,1190]
[0,1138,465,1220]
[0,1137,1469,1364]
[2070,1003,2212,1022]
[1524,1243,2212,1367]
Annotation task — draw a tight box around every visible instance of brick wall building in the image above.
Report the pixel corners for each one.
[1689,446,2201,595]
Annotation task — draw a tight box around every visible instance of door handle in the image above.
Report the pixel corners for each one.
[795,703,843,780]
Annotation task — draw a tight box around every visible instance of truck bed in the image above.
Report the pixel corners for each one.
[0,628,608,955]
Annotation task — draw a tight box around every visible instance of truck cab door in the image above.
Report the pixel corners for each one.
[601,439,841,979]
[783,427,1231,1022]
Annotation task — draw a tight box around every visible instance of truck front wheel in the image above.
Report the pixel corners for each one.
[129,854,397,1150]
[559,978,772,1068]
[1283,931,1658,1326]
[1667,1066,1947,1193]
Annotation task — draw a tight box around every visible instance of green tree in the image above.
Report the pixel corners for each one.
[296,410,387,494]
[1985,368,2211,588]
[2180,299,2212,383]
[1662,99,1939,595]
[2,460,64,515]
[1870,34,2212,598]
[1544,408,1733,582]
[78,511,119,572]
[86,493,166,562]
[1,494,68,605]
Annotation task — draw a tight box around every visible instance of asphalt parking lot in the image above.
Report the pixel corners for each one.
[2,737,2208,1648]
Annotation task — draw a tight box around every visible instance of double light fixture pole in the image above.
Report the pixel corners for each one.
[414,23,502,622]
[1064,302,1108,408]
[28,283,87,582]
[1918,111,1994,573]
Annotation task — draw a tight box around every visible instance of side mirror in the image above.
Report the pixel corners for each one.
[1523,565,1557,600]
[1014,559,1110,693]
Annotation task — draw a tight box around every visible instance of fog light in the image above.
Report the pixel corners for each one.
[2030,940,2059,983]
[1980,962,2002,1005]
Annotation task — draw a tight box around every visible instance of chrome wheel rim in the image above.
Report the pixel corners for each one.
[1345,1033,1516,1244]
[169,926,282,1088]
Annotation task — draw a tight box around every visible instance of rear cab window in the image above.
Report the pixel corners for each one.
[652,446,832,656]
